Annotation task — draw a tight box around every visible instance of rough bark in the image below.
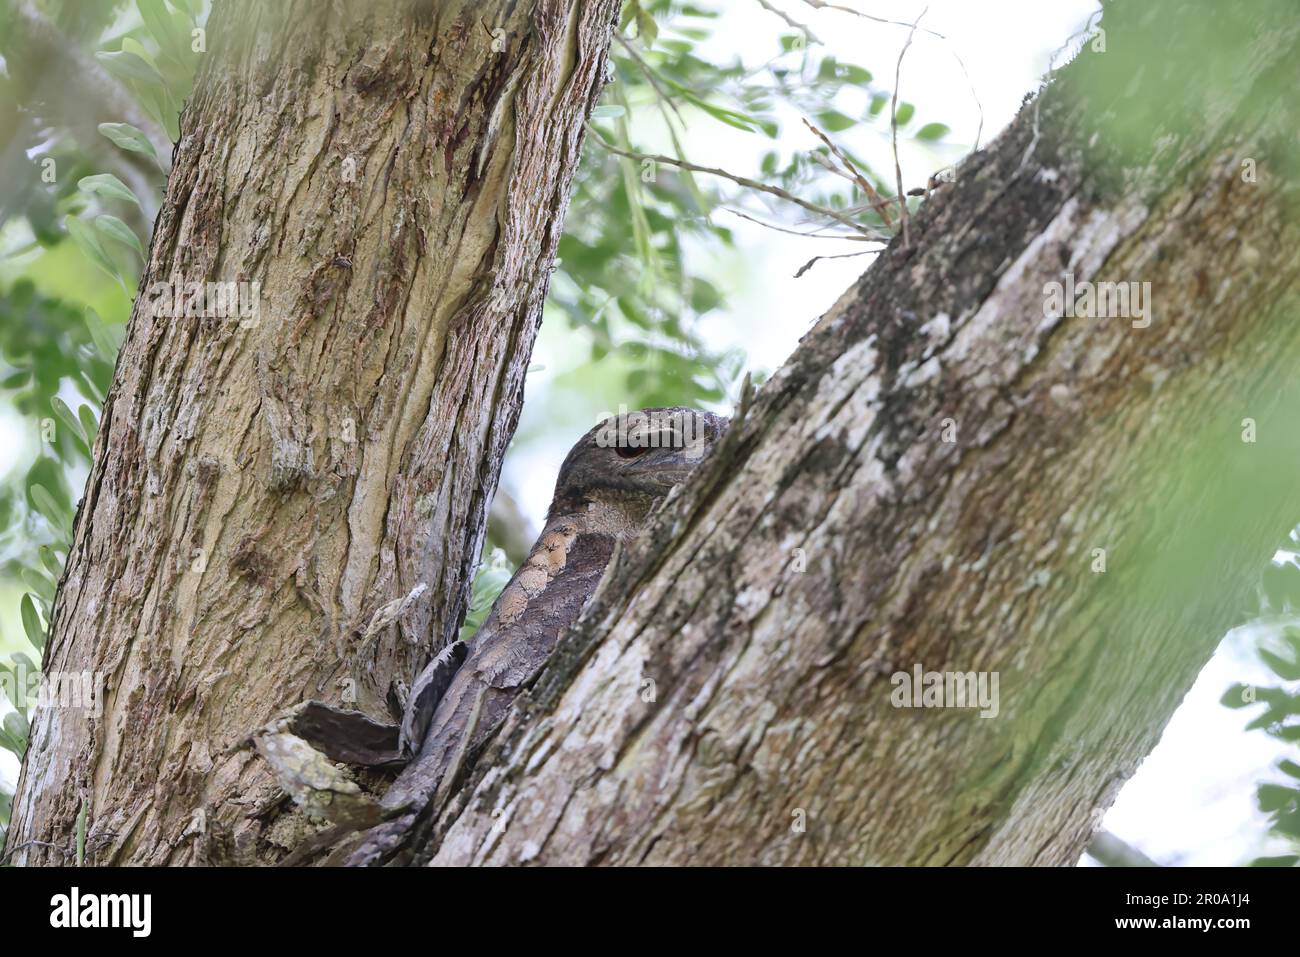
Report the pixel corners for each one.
[1,1,170,228]
[7,0,619,865]
[414,3,1300,865]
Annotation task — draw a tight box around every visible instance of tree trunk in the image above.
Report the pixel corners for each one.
[6,0,619,865]
[415,2,1300,865]
[10,0,1298,870]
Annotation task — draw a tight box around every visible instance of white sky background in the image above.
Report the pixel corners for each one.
[503,0,1294,865]
[1,0,1290,865]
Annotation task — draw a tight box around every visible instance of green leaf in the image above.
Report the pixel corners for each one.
[1250,854,1299,867]
[1245,705,1287,731]
[29,484,72,540]
[121,37,158,65]
[78,173,143,210]
[894,102,915,126]
[618,0,638,32]
[634,6,658,47]
[0,658,19,709]
[916,122,951,141]
[0,729,22,758]
[63,215,121,285]
[95,49,165,86]
[1,369,30,388]
[79,405,99,446]
[3,711,28,754]
[76,370,107,408]
[21,593,46,652]
[51,396,87,445]
[85,307,123,360]
[816,110,855,132]
[1279,759,1300,779]
[22,568,55,605]
[98,123,160,166]
[137,0,191,65]
[591,105,627,119]
[1263,562,1300,608]
[1220,683,1256,708]
[842,64,873,85]
[459,549,514,641]
[1260,648,1300,681]
[38,545,63,579]
[95,214,146,261]
[1258,783,1297,812]
[682,91,758,132]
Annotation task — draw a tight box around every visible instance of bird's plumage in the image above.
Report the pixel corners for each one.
[277,408,727,865]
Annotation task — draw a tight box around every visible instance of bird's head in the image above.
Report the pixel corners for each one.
[548,407,729,524]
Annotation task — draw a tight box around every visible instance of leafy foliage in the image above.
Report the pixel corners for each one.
[1221,556,1300,865]
[0,0,202,813]
[0,0,955,845]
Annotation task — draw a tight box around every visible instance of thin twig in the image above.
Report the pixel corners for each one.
[586,126,891,240]
[799,0,983,152]
[794,249,873,278]
[0,839,72,867]
[891,6,928,249]
[756,0,821,45]
[613,33,686,127]
[722,206,878,240]
[947,45,984,151]
[800,0,946,37]
[802,117,894,228]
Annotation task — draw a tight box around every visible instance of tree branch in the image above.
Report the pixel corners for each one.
[1087,830,1160,867]
[409,0,1300,866]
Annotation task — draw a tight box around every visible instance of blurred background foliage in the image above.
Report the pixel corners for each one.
[0,0,1294,867]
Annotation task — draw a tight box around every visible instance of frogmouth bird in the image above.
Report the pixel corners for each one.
[276,407,727,866]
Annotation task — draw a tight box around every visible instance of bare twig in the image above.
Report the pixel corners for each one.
[756,0,822,45]
[891,6,928,249]
[586,126,891,240]
[794,249,873,278]
[0,839,72,867]
[947,45,984,151]
[802,117,894,228]
[722,206,878,240]
[800,0,946,37]
[798,0,983,152]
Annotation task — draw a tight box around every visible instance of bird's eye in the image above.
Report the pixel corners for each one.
[615,444,649,460]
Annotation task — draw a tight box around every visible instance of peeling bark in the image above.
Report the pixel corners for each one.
[7,0,620,865]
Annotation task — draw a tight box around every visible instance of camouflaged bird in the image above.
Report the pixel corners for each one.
[299,407,728,865]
